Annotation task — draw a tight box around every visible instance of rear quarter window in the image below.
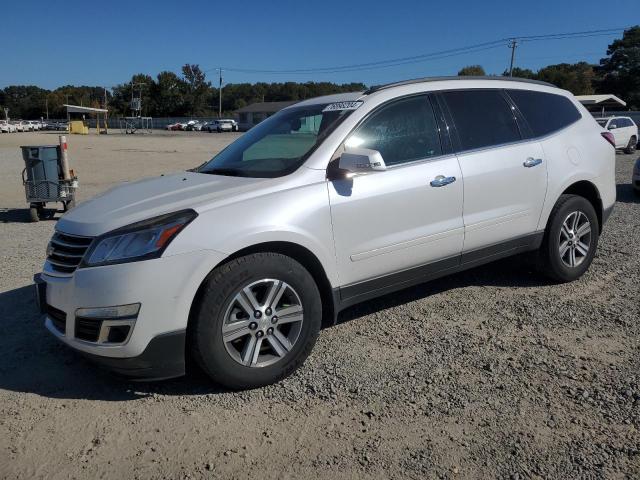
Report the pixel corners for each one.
[507,89,581,137]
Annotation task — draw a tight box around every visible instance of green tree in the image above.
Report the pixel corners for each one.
[152,71,186,116]
[536,62,595,95]
[596,26,640,109]
[502,67,537,79]
[181,64,210,115]
[458,65,486,76]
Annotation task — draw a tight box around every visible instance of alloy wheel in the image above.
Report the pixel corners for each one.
[222,279,304,367]
[558,211,592,268]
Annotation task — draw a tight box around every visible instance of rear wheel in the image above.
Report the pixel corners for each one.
[190,252,322,389]
[29,206,39,222]
[538,194,599,282]
[624,136,637,154]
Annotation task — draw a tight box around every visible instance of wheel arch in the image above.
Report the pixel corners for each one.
[559,180,603,232]
[188,241,337,334]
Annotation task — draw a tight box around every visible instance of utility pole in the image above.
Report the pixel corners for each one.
[45,98,49,119]
[218,68,223,118]
[508,39,518,77]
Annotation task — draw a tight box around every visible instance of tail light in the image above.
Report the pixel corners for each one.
[601,131,616,148]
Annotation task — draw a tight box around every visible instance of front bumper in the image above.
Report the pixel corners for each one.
[77,329,187,380]
[38,248,227,380]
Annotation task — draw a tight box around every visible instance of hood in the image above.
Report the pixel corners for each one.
[57,171,267,237]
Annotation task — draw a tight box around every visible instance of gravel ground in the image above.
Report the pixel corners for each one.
[1,131,639,479]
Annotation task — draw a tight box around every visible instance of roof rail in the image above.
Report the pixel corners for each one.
[364,76,555,95]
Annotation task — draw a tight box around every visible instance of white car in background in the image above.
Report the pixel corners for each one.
[206,119,238,132]
[13,121,27,132]
[27,121,41,131]
[595,116,638,153]
[0,120,17,133]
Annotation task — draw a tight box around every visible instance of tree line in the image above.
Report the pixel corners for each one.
[458,26,640,108]
[1,26,638,120]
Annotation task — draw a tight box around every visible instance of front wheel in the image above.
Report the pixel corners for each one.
[624,136,637,154]
[190,252,322,389]
[538,194,599,282]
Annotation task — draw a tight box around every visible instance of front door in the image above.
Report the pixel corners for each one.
[328,94,464,295]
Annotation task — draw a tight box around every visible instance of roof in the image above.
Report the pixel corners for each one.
[575,94,626,107]
[364,76,555,94]
[63,104,108,114]
[294,92,364,107]
[235,101,297,114]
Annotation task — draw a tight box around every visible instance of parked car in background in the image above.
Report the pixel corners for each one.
[0,120,17,133]
[185,120,203,131]
[595,116,638,153]
[27,121,40,131]
[166,122,186,131]
[37,77,615,389]
[13,121,27,132]
[206,119,236,132]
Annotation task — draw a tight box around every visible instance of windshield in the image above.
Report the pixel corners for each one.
[198,103,355,178]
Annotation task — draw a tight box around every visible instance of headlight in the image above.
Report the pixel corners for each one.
[82,210,197,267]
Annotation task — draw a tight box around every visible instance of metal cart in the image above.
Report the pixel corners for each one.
[21,139,78,222]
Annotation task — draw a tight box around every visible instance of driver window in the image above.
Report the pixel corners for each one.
[344,95,442,166]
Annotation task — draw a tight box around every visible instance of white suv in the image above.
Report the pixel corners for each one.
[595,116,638,153]
[36,77,616,388]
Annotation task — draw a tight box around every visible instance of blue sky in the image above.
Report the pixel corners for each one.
[1,0,635,89]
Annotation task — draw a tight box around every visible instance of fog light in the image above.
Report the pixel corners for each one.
[76,303,140,319]
[75,303,140,345]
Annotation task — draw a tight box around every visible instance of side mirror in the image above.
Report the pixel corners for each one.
[338,148,387,175]
[608,124,617,130]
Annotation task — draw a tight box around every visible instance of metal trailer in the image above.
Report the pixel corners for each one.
[21,136,77,222]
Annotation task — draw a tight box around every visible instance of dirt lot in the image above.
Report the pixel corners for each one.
[1,131,639,479]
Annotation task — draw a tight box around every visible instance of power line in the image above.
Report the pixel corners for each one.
[204,26,629,75]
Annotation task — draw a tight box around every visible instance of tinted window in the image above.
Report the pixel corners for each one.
[345,96,442,166]
[508,89,581,137]
[443,90,521,151]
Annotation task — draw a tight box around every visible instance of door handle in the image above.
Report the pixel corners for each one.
[430,175,456,187]
[523,157,543,168]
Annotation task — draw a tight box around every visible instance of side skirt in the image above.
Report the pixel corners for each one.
[333,231,544,315]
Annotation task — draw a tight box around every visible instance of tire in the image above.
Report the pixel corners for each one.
[29,207,39,222]
[190,252,322,389]
[538,194,599,282]
[624,136,637,154]
[63,199,76,212]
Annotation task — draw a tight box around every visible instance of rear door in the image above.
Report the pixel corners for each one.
[328,94,464,293]
[440,89,547,254]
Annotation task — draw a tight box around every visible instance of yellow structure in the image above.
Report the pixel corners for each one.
[64,104,109,135]
[69,120,89,135]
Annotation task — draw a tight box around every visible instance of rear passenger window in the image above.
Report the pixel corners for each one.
[442,90,521,151]
[507,89,581,137]
[345,95,442,166]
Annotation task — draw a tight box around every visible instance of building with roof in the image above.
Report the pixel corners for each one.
[575,94,627,117]
[235,101,298,131]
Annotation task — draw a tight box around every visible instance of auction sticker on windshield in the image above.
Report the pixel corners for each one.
[322,101,363,112]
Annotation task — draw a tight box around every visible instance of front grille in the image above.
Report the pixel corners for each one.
[46,305,66,334]
[75,317,102,342]
[47,232,93,275]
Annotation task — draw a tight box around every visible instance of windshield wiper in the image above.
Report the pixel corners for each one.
[200,168,245,177]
